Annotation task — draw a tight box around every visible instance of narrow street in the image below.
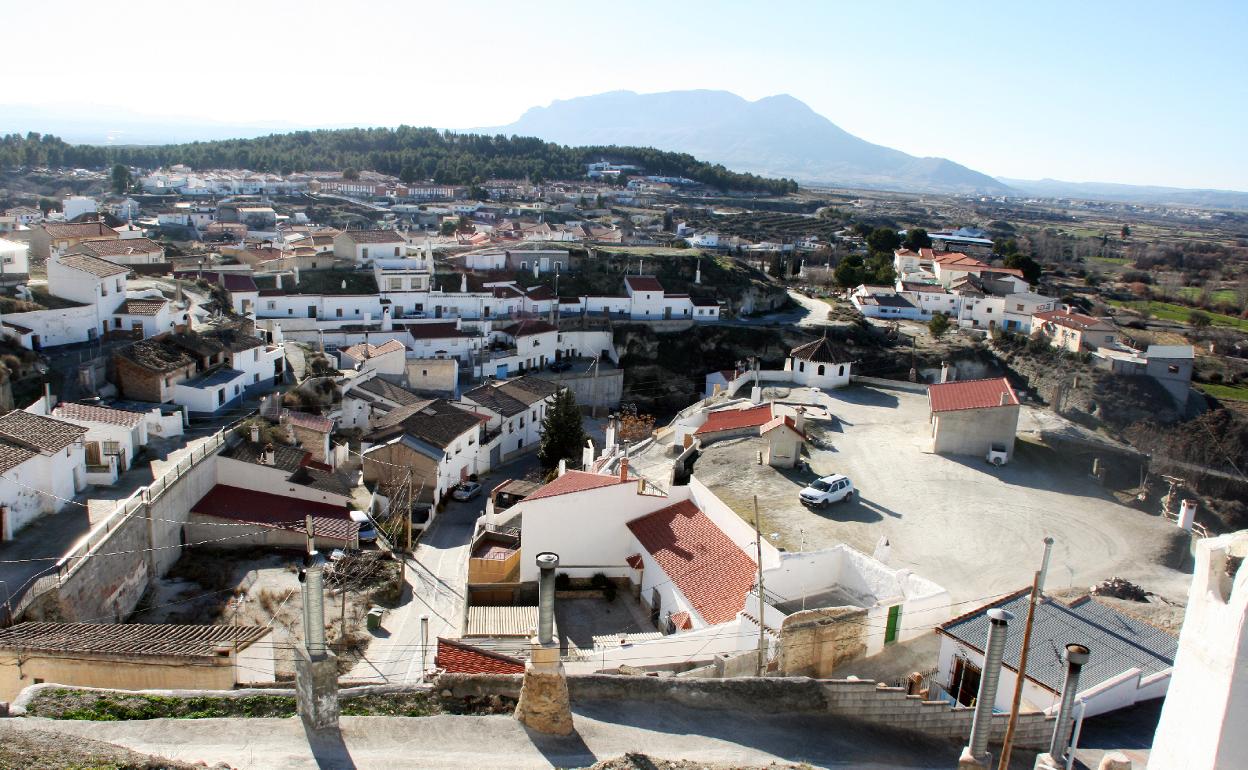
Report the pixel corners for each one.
[348,452,541,683]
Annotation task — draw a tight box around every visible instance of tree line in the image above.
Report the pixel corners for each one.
[0,128,798,195]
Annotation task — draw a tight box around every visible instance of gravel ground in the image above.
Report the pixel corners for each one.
[0,722,206,770]
[694,385,1194,610]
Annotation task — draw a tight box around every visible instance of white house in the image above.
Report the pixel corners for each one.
[937,589,1176,719]
[0,407,87,539]
[51,402,150,483]
[333,230,406,262]
[69,237,164,265]
[61,196,98,222]
[338,339,406,377]
[0,239,30,278]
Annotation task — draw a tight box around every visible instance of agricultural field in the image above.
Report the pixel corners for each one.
[1197,382,1248,402]
[683,212,842,243]
[1109,299,1248,331]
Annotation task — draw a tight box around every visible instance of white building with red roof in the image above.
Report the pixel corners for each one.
[487,465,948,674]
[927,377,1020,461]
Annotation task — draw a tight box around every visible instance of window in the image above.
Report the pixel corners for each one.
[253,349,259,361]
[531,410,537,421]
[393,247,400,256]
[1016,304,1025,312]
[389,278,403,291]
[362,247,369,259]
[533,339,540,348]
[1167,365,1180,374]
[336,308,343,317]
[818,364,825,376]
[267,301,276,310]
[799,361,804,372]
[838,365,844,376]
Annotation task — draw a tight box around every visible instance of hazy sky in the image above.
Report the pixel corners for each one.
[6,0,1246,190]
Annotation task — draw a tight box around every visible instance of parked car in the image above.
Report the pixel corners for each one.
[548,359,572,373]
[349,510,377,542]
[798,474,855,507]
[452,481,483,501]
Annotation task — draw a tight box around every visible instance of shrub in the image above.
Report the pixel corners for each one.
[590,572,610,590]
[555,572,571,590]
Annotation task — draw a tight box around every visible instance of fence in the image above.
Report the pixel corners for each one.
[7,427,231,625]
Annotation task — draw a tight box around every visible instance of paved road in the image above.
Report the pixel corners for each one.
[722,289,830,329]
[348,452,542,683]
[4,701,979,769]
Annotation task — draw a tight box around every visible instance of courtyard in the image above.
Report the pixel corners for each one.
[691,384,1193,611]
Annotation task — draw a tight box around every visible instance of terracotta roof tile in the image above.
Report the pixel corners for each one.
[0,622,270,658]
[53,402,146,428]
[525,470,630,501]
[928,377,1018,413]
[341,229,404,244]
[191,484,356,542]
[0,410,87,453]
[115,298,168,316]
[435,637,524,674]
[789,336,853,364]
[625,275,664,292]
[56,252,130,278]
[627,500,756,625]
[695,404,773,435]
[282,409,335,433]
[1033,309,1114,332]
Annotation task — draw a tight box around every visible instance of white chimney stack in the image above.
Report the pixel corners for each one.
[250,424,260,443]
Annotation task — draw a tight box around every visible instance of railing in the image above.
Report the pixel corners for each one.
[7,426,233,625]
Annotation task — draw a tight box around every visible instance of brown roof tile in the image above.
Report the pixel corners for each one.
[0,410,87,453]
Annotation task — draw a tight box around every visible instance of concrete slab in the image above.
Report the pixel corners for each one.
[694,385,1193,612]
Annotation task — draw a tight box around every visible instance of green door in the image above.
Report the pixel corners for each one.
[884,604,901,645]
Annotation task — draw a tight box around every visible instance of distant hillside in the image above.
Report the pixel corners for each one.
[488,90,1011,195]
[999,177,1248,211]
[0,127,798,195]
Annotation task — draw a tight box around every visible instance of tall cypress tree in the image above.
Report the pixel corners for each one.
[538,389,588,472]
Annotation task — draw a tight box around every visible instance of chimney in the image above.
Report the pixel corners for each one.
[557,458,566,477]
[535,552,559,646]
[618,457,629,482]
[960,608,1014,767]
[1000,391,1008,406]
[276,273,283,290]
[262,442,276,466]
[940,361,951,383]
[1046,644,1091,766]
[250,423,260,444]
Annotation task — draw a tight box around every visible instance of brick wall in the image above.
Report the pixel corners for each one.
[822,679,1055,750]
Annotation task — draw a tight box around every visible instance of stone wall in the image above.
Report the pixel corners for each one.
[436,672,1056,750]
[778,607,869,677]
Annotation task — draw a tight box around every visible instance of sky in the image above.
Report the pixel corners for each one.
[5,0,1247,190]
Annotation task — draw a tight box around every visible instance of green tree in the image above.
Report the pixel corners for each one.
[343,167,360,181]
[928,312,950,338]
[995,238,1020,257]
[662,209,674,232]
[1003,253,1042,284]
[538,389,588,472]
[439,220,457,236]
[37,197,57,215]
[834,255,866,288]
[1120,224,1131,240]
[1188,309,1211,328]
[902,227,932,251]
[111,163,132,194]
[399,165,417,184]
[866,227,902,256]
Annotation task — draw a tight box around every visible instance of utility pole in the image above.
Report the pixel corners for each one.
[997,568,1044,769]
[752,495,767,677]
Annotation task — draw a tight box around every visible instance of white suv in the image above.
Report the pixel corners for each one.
[799,474,855,507]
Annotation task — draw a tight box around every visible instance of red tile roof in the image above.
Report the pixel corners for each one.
[524,470,630,501]
[1033,309,1114,332]
[760,415,805,439]
[625,553,644,570]
[435,637,524,674]
[627,500,756,625]
[625,275,664,293]
[53,402,145,428]
[695,404,773,435]
[928,377,1019,413]
[190,485,356,542]
[342,339,406,360]
[669,611,692,631]
[282,409,335,433]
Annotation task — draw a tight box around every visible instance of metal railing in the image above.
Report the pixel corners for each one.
[6,426,233,625]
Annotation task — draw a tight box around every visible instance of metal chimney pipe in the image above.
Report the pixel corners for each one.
[536,552,559,645]
[967,608,1014,761]
[302,516,327,658]
[1038,536,1055,595]
[1049,644,1091,761]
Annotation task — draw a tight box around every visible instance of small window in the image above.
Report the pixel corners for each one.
[1167,365,1179,374]
[336,308,343,317]
[838,365,845,376]
[818,364,825,376]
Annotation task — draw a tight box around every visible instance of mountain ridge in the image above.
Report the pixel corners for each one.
[482,89,1012,195]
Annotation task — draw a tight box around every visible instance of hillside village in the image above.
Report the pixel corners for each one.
[0,158,1244,770]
